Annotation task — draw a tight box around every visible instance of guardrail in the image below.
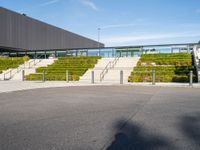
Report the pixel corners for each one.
[100,56,120,82]
[3,59,42,80]
[193,45,200,82]
[4,65,22,80]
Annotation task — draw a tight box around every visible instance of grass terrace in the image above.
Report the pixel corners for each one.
[128,53,196,82]
[0,56,29,74]
[26,56,101,81]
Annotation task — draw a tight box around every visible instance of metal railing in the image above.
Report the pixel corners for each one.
[3,65,22,80]
[192,45,200,82]
[28,59,42,69]
[100,56,120,81]
[3,58,43,80]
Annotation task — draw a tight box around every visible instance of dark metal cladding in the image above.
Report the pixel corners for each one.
[0,7,104,51]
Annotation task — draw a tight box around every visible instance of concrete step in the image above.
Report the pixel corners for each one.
[79,57,140,83]
[10,59,56,80]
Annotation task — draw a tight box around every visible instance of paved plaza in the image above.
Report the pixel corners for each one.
[0,81,200,93]
[0,85,200,150]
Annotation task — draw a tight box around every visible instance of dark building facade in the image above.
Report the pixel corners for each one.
[0,7,104,51]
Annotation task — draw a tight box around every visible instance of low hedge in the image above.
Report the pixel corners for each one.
[26,73,80,81]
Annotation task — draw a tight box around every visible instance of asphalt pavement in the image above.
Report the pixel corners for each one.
[0,86,200,150]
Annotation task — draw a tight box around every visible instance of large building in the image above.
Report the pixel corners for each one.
[0,7,198,58]
[0,7,104,57]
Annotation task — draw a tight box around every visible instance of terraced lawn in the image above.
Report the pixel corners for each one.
[128,53,196,82]
[0,56,29,74]
[26,56,101,81]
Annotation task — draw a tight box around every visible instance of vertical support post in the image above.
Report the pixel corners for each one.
[10,70,12,79]
[120,70,123,84]
[34,51,36,59]
[187,45,190,53]
[45,50,47,59]
[91,71,94,84]
[152,69,156,85]
[55,51,57,58]
[86,49,88,56]
[189,70,193,87]
[66,70,68,82]
[22,70,25,81]
[42,70,45,82]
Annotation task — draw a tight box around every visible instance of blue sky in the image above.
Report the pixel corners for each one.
[1,0,200,47]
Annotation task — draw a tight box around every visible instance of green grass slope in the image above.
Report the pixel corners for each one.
[128,53,196,82]
[0,56,29,74]
[26,56,101,81]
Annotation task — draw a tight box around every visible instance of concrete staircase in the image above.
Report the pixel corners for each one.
[0,59,56,81]
[79,58,116,83]
[193,45,200,82]
[103,57,140,83]
[79,57,140,83]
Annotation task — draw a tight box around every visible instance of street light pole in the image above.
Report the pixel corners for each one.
[97,28,101,56]
[98,27,101,48]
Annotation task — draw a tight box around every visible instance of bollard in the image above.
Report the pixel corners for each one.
[120,70,123,84]
[22,70,25,81]
[66,70,69,82]
[91,71,94,84]
[42,70,45,82]
[189,70,193,87]
[152,69,156,85]
[10,70,12,79]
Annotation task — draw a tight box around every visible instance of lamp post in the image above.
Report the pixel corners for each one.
[98,28,101,56]
[98,28,101,47]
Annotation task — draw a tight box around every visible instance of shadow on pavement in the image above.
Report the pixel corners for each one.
[106,119,172,150]
[180,113,200,147]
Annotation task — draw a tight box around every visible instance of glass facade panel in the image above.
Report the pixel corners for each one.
[99,48,113,57]
[0,43,194,58]
[77,50,88,56]
[57,51,67,57]
[88,49,99,56]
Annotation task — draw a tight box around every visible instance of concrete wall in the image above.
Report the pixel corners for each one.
[0,7,104,51]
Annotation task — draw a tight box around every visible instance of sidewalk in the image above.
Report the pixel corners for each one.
[0,81,200,93]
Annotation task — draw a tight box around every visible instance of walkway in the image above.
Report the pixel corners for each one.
[0,81,200,93]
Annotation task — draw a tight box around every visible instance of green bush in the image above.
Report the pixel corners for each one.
[26,56,101,81]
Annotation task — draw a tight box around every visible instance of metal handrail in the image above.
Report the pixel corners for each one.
[3,58,43,80]
[100,61,112,81]
[111,56,120,68]
[100,56,120,81]
[193,45,200,82]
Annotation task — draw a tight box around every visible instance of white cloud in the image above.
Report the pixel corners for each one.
[80,0,98,11]
[102,31,200,46]
[40,0,60,7]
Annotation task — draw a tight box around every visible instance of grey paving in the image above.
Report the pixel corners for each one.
[0,86,200,150]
